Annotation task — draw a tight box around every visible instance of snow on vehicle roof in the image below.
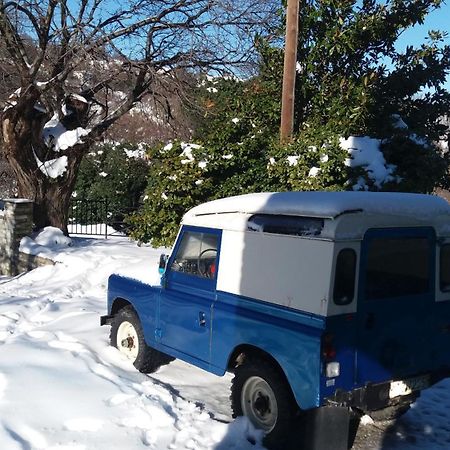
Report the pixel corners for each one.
[184,191,450,221]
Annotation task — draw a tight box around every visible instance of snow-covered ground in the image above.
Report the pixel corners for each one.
[0,230,450,449]
[0,231,262,450]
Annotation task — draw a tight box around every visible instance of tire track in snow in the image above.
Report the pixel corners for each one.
[3,423,48,450]
[0,298,56,344]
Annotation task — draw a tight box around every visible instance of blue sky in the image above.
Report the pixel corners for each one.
[395,1,450,90]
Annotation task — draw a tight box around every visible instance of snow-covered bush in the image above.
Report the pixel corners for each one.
[128,1,450,246]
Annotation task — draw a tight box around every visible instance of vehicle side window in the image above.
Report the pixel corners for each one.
[365,237,431,300]
[171,231,218,279]
[247,214,324,237]
[333,249,357,305]
[440,244,450,292]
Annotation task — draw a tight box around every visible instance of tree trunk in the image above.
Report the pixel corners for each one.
[1,108,86,235]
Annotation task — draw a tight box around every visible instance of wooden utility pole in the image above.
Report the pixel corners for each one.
[280,0,300,144]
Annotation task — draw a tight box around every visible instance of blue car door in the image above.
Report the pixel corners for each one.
[356,227,436,384]
[158,226,221,366]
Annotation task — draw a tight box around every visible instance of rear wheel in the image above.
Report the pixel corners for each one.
[230,357,298,450]
[110,306,165,373]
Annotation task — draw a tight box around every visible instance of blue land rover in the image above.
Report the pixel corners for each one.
[101,191,450,449]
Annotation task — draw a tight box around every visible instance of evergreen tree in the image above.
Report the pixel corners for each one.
[130,0,450,246]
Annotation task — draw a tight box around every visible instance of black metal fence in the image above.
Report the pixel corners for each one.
[68,199,136,238]
[68,199,109,237]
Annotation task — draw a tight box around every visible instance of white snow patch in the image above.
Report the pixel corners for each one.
[409,133,429,147]
[163,142,173,152]
[360,415,374,425]
[34,227,73,248]
[340,136,398,189]
[70,94,88,104]
[198,160,208,169]
[0,373,7,399]
[186,191,450,222]
[43,114,90,152]
[180,142,202,164]
[222,154,233,160]
[124,148,146,159]
[43,114,66,147]
[34,152,68,179]
[99,172,108,177]
[64,418,103,432]
[287,155,300,166]
[20,227,72,260]
[391,114,429,147]
[308,167,320,177]
[391,114,409,129]
[231,118,240,124]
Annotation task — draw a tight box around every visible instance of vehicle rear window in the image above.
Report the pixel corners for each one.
[333,249,357,305]
[247,214,324,237]
[440,244,450,292]
[365,237,431,300]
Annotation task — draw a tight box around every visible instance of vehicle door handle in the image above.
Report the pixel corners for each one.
[198,312,206,327]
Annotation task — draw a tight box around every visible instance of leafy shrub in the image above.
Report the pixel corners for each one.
[128,0,450,246]
[74,143,149,229]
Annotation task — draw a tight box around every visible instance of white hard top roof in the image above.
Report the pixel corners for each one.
[184,191,450,220]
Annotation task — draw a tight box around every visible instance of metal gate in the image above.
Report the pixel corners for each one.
[68,199,109,237]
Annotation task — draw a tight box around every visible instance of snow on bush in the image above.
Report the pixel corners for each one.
[340,136,398,190]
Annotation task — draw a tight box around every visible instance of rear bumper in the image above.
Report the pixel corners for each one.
[325,368,450,412]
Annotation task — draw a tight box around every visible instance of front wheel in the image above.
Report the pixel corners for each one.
[110,306,163,373]
[230,357,298,450]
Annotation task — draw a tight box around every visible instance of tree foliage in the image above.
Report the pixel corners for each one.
[75,143,149,228]
[130,0,450,246]
[0,0,278,232]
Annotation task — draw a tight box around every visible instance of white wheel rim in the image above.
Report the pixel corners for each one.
[117,321,139,361]
[241,376,278,432]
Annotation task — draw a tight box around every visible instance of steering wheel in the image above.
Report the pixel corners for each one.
[197,248,217,278]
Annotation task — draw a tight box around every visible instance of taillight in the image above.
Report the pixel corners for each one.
[322,333,340,378]
[321,333,336,361]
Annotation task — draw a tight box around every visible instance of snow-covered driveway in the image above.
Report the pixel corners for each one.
[0,234,262,450]
[0,232,449,449]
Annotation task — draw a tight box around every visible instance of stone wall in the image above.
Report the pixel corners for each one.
[0,199,53,276]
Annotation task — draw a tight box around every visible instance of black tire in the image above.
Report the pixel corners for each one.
[110,305,166,373]
[230,357,298,450]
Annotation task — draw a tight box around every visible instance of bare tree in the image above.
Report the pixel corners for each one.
[0,0,277,232]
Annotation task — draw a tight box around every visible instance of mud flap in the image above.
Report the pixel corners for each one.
[302,406,351,450]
